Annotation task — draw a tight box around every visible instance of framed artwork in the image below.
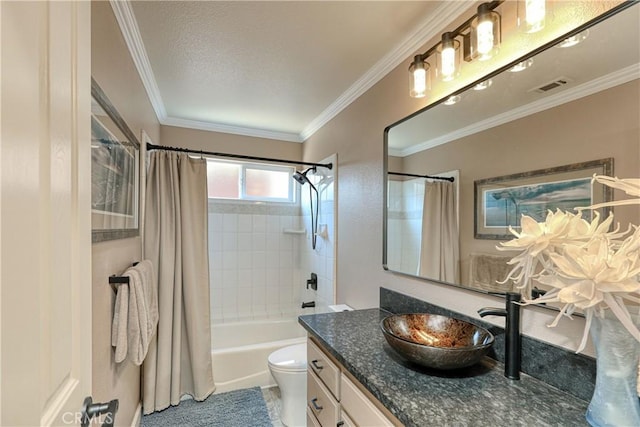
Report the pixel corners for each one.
[91,78,140,243]
[474,158,613,240]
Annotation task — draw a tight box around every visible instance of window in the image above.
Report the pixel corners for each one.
[206,159,295,203]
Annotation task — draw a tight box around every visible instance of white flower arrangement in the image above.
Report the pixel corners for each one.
[497,175,640,352]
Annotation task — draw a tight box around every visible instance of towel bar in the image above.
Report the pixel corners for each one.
[108,262,139,290]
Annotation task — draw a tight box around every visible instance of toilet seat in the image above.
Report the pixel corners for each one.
[268,343,306,372]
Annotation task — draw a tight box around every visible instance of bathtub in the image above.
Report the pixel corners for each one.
[211,318,307,393]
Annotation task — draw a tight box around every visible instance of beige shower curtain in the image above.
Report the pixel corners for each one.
[142,151,215,414]
[418,181,460,283]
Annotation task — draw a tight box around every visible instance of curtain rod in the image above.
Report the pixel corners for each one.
[146,143,333,170]
[388,171,455,182]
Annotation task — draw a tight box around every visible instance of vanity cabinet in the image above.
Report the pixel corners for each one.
[307,338,399,427]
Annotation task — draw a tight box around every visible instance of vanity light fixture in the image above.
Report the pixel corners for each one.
[408,1,504,98]
[556,29,589,48]
[517,0,548,34]
[473,79,493,91]
[437,32,461,82]
[509,58,534,72]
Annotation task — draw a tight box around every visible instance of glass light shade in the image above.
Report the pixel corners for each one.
[471,4,501,61]
[517,0,548,33]
[509,58,534,72]
[409,56,430,98]
[473,79,493,91]
[437,32,461,82]
[443,95,461,106]
[557,30,589,48]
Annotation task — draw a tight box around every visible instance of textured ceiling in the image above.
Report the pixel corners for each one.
[128,1,446,141]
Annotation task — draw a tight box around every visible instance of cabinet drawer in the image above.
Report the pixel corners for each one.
[308,369,340,427]
[341,375,395,427]
[340,409,356,427]
[308,339,341,399]
[307,407,322,427]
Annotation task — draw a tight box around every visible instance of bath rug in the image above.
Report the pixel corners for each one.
[141,387,272,427]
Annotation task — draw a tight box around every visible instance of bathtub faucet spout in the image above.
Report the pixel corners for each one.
[301,301,315,308]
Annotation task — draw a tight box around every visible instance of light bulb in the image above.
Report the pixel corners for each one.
[412,68,427,97]
[476,19,494,58]
[525,0,545,33]
[441,46,456,81]
[438,33,459,82]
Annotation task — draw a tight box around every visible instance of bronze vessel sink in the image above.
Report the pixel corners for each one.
[381,313,494,370]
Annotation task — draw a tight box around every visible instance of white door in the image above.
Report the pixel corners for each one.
[1,1,92,426]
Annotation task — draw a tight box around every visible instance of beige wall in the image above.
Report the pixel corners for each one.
[86,3,630,417]
[402,79,640,286]
[160,125,302,160]
[91,2,161,425]
[90,5,300,422]
[302,1,630,355]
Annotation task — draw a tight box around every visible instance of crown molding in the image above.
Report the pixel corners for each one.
[300,1,473,141]
[110,0,301,143]
[163,117,303,143]
[112,0,473,143]
[110,0,167,120]
[393,64,640,158]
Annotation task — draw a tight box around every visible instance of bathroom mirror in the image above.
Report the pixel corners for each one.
[383,3,640,299]
[91,78,141,243]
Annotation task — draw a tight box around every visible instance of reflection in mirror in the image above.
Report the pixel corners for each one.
[386,171,460,283]
[384,4,640,303]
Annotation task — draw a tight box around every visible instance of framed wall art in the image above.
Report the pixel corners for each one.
[91,78,140,243]
[474,158,613,240]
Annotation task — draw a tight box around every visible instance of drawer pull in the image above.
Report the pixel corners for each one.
[311,359,324,371]
[310,397,324,411]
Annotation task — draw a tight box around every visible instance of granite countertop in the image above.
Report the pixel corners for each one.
[299,308,588,427]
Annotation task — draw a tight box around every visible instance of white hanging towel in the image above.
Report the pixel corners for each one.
[111,260,159,365]
[111,281,129,363]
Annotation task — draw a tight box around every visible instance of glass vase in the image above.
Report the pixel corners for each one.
[585,313,640,427]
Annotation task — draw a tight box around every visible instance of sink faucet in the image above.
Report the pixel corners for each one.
[478,292,522,380]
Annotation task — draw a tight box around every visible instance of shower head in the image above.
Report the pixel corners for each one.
[294,166,320,250]
[292,167,316,186]
[292,171,308,185]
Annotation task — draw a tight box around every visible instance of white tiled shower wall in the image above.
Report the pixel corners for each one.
[386,178,424,274]
[209,154,337,323]
[299,153,337,314]
[208,204,303,323]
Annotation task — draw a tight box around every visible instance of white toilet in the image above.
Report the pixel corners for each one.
[268,343,307,427]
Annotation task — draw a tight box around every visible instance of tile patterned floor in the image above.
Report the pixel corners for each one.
[262,386,284,427]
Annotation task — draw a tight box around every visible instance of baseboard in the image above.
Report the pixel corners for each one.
[131,402,142,427]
